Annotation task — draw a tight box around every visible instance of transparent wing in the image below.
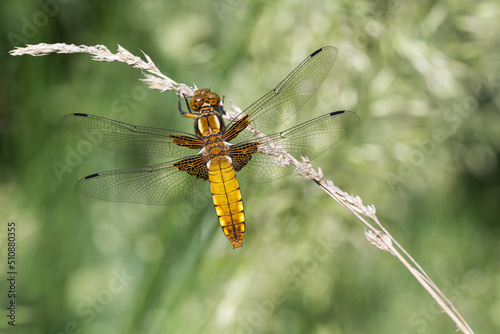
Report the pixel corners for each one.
[232,110,359,183]
[61,113,202,159]
[228,46,338,141]
[75,156,209,205]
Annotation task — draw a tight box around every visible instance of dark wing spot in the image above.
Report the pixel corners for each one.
[230,142,260,172]
[310,48,323,57]
[224,115,250,142]
[329,110,345,116]
[174,156,209,180]
[169,135,203,149]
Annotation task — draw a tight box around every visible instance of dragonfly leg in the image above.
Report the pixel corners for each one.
[214,95,226,115]
[178,95,198,119]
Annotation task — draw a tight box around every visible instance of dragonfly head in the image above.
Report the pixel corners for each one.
[190,89,221,112]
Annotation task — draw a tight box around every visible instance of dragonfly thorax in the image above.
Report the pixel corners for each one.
[196,113,225,137]
[201,137,230,160]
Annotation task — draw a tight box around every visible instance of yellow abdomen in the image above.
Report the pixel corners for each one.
[208,157,245,248]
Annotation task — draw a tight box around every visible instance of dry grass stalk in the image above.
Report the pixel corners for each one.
[10,43,474,334]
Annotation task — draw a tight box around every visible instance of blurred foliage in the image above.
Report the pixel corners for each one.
[1,0,499,333]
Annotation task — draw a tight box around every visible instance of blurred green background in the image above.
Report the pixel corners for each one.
[1,0,499,333]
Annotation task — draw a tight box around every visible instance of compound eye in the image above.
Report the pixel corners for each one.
[190,90,208,111]
[197,88,210,95]
[190,97,202,111]
[206,92,221,106]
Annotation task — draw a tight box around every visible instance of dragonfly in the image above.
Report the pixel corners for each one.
[61,46,359,249]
